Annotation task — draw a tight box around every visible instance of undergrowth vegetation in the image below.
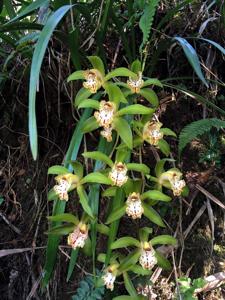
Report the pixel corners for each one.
[1,0,225,299]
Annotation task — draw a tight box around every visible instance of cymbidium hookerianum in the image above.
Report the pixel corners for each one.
[47,161,114,218]
[45,56,189,296]
[147,159,188,197]
[46,213,109,252]
[132,114,177,156]
[95,227,176,292]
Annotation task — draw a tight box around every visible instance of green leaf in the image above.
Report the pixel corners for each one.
[129,264,152,276]
[42,108,92,288]
[7,0,48,24]
[160,128,177,137]
[113,117,133,149]
[150,235,177,246]
[178,118,225,155]
[155,250,171,270]
[104,82,127,105]
[70,161,84,178]
[157,139,170,156]
[154,158,174,178]
[162,83,225,116]
[77,186,94,218]
[48,165,69,175]
[123,272,138,297]
[67,70,85,82]
[74,87,92,107]
[139,88,159,107]
[198,38,225,55]
[143,203,165,227]
[88,56,105,76]
[48,213,79,225]
[78,99,100,110]
[106,206,126,224]
[82,151,113,167]
[126,163,150,175]
[96,223,109,236]
[141,190,171,202]
[131,60,142,73]
[82,116,99,133]
[47,224,74,235]
[117,104,154,116]
[47,191,57,201]
[111,237,141,249]
[29,5,72,160]
[102,186,117,197]
[119,249,141,273]
[104,68,136,81]
[143,78,163,88]
[173,37,208,87]
[139,227,153,242]
[80,172,112,185]
[67,250,78,282]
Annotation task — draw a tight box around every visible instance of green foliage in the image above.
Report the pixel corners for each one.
[177,277,206,300]
[139,0,160,53]
[72,272,105,300]
[178,118,225,154]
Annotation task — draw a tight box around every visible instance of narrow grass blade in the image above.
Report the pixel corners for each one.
[29,5,72,160]
[7,0,48,24]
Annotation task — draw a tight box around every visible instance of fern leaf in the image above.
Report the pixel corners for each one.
[139,0,160,53]
[178,118,225,154]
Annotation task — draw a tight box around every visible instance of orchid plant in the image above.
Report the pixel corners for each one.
[46,56,188,298]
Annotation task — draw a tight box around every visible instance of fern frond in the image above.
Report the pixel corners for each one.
[72,272,105,300]
[139,0,160,53]
[178,118,225,155]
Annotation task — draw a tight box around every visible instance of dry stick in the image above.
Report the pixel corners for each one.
[196,184,225,211]
[111,39,122,69]
[0,211,21,235]
[183,203,207,239]
[206,197,215,254]
[172,250,182,300]
[186,189,200,215]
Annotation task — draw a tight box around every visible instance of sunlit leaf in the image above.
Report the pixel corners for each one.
[126,163,150,175]
[143,203,165,227]
[48,165,69,175]
[111,237,141,249]
[82,116,99,133]
[77,186,94,218]
[67,70,84,82]
[48,213,79,225]
[114,117,133,149]
[78,99,100,109]
[82,151,113,167]
[80,172,112,185]
[139,88,159,107]
[105,68,136,81]
[88,56,105,76]
[173,37,208,87]
[106,206,126,224]
[46,224,74,235]
[117,104,154,116]
[141,190,171,202]
[150,235,177,246]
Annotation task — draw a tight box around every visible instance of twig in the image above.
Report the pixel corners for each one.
[196,184,225,211]
[183,203,207,239]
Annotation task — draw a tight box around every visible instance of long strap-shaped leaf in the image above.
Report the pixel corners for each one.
[66,137,115,281]
[42,108,92,288]
[29,5,72,160]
